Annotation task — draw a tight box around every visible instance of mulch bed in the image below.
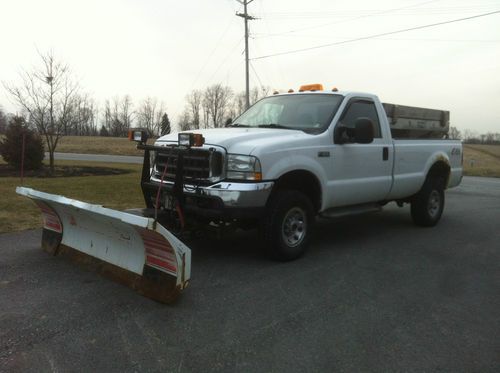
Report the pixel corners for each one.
[0,164,131,178]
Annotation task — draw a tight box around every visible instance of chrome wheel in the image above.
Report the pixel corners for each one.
[281,207,307,247]
[427,190,441,219]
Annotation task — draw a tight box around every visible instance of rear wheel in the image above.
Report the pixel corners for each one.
[411,176,445,227]
[262,190,314,261]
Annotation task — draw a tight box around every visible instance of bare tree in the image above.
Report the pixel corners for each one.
[231,92,246,119]
[449,126,461,140]
[178,109,193,131]
[103,99,112,133]
[201,94,210,129]
[136,97,164,136]
[186,90,202,129]
[462,129,479,143]
[250,86,270,105]
[70,94,98,136]
[120,95,134,134]
[3,50,79,173]
[222,86,270,124]
[102,96,133,136]
[203,84,233,128]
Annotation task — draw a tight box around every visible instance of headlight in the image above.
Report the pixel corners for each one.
[226,154,262,181]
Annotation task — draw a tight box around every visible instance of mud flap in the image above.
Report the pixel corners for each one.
[16,187,191,304]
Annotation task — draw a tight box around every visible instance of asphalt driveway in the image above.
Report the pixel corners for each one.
[1,176,499,372]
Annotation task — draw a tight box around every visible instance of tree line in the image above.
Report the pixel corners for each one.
[4,50,498,173]
[1,51,270,138]
[449,127,500,145]
[0,50,270,172]
[178,85,269,131]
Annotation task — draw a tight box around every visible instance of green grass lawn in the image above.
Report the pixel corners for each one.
[0,160,144,233]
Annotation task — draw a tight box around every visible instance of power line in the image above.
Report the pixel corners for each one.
[258,0,284,86]
[252,10,500,60]
[253,32,500,43]
[204,37,243,86]
[254,4,500,19]
[249,61,265,92]
[189,16,236,90]
[254,0,441,37]
[372,37,500,43]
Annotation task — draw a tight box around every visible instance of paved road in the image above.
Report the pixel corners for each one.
[1,177,499,372]
[47,152,143,164]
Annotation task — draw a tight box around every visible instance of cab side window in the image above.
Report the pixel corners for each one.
[339,100,381,138]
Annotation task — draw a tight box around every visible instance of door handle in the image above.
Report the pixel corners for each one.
[382,147,389,161]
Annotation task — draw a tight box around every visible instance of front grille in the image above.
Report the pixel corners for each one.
[154,147,223,184]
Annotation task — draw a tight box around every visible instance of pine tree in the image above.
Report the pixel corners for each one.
[160,113,171,136]
[0,107,7,134]
[99,125,109,137]
[0,116,44,169]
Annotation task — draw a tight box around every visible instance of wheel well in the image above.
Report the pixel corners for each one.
[427,161,451,188]
[271,170,322,212]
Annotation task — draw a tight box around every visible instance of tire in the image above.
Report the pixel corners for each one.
[411,176,445,227]
[262,190,314,261]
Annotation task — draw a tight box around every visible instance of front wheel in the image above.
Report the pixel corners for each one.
[411,177,445,227]
[262,190,314,261]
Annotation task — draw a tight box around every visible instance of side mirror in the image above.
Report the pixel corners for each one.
[354,118,374,144]
[334,125,347,144]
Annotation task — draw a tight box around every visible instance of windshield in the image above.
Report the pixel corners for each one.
[231,94,343,134]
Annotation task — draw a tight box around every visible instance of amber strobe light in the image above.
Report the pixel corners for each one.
[299,83,324,92]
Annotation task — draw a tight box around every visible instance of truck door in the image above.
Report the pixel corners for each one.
[327,98,393,207]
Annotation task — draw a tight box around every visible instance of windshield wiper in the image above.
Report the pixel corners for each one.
[257,123,291,129]
[228,123,250,127]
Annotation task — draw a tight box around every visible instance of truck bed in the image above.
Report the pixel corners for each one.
[382,103,449,139]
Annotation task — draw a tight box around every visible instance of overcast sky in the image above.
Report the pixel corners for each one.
[1,0,499,133]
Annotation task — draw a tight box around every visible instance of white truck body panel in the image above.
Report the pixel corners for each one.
[390,140,462,199]
[156,90,462,213]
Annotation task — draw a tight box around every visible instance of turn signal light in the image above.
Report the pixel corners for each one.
[193,133,205,147]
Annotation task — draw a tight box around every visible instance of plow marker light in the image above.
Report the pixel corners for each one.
[16,187,191,304]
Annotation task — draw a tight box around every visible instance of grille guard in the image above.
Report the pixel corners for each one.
[137,143,227,209]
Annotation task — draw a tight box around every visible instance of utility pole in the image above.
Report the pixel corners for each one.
[236,0,255,109]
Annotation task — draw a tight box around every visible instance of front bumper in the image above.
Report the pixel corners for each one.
[142,180,274,220]
[192,181,274,207]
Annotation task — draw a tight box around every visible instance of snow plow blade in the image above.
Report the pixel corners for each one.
[16,187,191,304]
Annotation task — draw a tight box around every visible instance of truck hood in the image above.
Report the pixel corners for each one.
[155,127,310,154]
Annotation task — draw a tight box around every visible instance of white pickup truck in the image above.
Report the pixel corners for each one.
[140,84,463,260]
